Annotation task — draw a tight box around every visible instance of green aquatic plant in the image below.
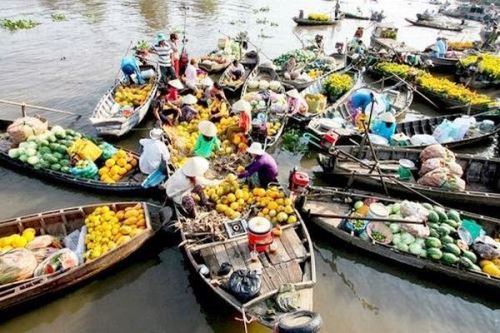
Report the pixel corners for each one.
[1,18,40,31]
[51,13,66,22]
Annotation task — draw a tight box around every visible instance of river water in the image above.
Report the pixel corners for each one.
[0,0,499,332]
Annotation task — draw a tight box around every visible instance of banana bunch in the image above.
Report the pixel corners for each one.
[307,13,330,21]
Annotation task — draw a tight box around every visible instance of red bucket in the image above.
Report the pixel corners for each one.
[248,217,273,252]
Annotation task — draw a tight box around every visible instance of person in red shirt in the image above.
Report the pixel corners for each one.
[166,79,184,105]
[226,100,252,142]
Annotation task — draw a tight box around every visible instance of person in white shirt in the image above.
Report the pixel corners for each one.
[228,59,245,80]
[139,128,170,174]
[184,58,199,94]
[164,156,216,218]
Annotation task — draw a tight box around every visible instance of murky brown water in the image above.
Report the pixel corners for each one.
[0,0,499,332]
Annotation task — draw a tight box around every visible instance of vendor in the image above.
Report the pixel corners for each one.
[228,59,245,80]
[166,79,184,104]
[193,120,221,158]
[371,112,396,141]
[164,156,215,218]
[152,87,181,126]
[433,37,446,58]
[139,128,170,174]
[120,56,145,85]
[184,58,199,94]
[151,33,176,85]
[198,76,214,102]
[335,0,341,19]
[286,89,308,115]
[179,94,199,123]
[225,99,253,142]
[314,34,325,54]
[283,55,300,80]
[349,90,375,125]
[238,142,278,188]
[205,82,227,102]
[168,33,180,77]
[354,27,364,38]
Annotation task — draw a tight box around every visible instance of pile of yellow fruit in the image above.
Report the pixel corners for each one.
[0,228,36,252]
[114,83,153,107]
[448,41,474,51]
[417,73,494,106]
[267,121,281,137]
[84,204,146,261]
[324,73,354,99]
[375,62,425,80]
[98,149,137,183]
[459,53,500,81]
[307,13,330,21]
[479,258,500,278]
[308,69,323,80]
[203,175,299,225]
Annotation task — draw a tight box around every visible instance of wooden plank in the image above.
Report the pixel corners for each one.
[199,247,220,276]
[281,228,307,260]
[267,237,291,265]
[224,242,247,271]
[237,239,262,271]
[212,244,230,268]
[264,266,286,289]
[275,262,292,282]
[287,260,304,283]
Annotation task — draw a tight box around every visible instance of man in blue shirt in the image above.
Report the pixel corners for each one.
[371,112,396,141]
[121,56,145,85]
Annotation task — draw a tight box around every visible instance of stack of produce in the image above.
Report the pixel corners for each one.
[8,125,81,173]
[114,83,154,108]
[304,57,337,76]
[304,94,327,114]
[307,13,331,21]
[0,228,36,252]
[98,149,137,183]
[416,144,465,191]
[273,49,316,69]
[459,53,500,81]
[201,175,298,224]
[448,41,474,51]
[374,62,495,107]
[323,73,354,100]
[242,91,288,113]
[349,198,500,277]
[380,29,397,39]
[267,121,282,137]
[84,204,147,261]
[7,116,48,146]
[246,80,283,93]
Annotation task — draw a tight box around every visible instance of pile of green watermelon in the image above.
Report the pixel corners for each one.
[8,126,82,173]
[387,203,480,271]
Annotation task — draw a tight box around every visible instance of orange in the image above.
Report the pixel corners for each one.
[105,159,115,168]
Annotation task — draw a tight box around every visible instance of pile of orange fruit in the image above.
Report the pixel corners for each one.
[98,150,137,183]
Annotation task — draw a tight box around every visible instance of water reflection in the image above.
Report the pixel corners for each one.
[137,0,169,31]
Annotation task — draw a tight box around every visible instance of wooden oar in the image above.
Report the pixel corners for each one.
[0,99,82,119]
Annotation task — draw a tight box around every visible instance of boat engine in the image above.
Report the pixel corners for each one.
[289,168,310,195]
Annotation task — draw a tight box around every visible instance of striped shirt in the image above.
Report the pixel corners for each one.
[153,43,172,67]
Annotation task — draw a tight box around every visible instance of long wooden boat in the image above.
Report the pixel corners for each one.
[420,52,461,73]
[198,54,232,74]
[241,64,285,98]
[0,202,164,312]
[317,145,500,209]
[291,68,362,124]
[90,64,159,138]
[292,15,343,26]
[405,18,463,32]
[177,183,316,328]
[280,54,347,92]
[218,51,260,94]
[344,11,384,21]
[296,187,500,291]
[0,120,156,196]
[307,113,500,150]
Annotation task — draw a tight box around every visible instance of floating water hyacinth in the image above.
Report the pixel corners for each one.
[1,18,40,31]
[51,13,66,22]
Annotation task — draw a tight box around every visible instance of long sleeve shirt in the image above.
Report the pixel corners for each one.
[192,134,221,158]
[238,153,278,187]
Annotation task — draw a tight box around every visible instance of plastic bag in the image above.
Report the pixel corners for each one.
[472,236,500,260]
[226,269,261,302]
[400,200,429,220]
[420,144,455,162]
[33,249,79,277]
[368,133,389,146]
[400,217,430,238]
[70,160,98,179]
[452,116,474,141]
[7,116,48,146]
[418,168,465,191]
[275,284,301,312]
[432,119,456,143]
[409,134,437,146]
[0,249,38,284]
[99,142,118,160]
[26,235,61,250]
[419,158,463,177]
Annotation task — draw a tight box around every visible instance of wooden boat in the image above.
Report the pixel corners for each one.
[280,54,347,91]
[0,202,164,312]
[293,15,343,26]
[316,145,500,209]
[90,64,159,138]
[218,51,260,94]
[262,114,288,149]
[405,18,463,32]
[420,52,461,73]
[291,68,361,124]
[296,187,500,291]
[241,64,285,98]
[344,11,384,21]
[307,113,500,152]
[177,183,316,328]
[325,81,413,123]
[198,55,232,74]
[370,24,419,54]
[0,120,156,196]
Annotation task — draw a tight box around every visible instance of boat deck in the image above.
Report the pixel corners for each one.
[199,226,308,295]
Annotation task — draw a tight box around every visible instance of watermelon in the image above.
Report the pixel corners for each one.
[437,225,450,237]
[427,248,443,260]
[409,243,423,255]
[61,166,70,173]
[441,252,459,265]
[427,211,439,223]
[441,235,454,244]
[422,203,433,211]
[27,156,39,165]
[8,148,20,159]
[50,163,61,171]
[462,250,477,263]
[468,264,481,272]
[19,154,28,163]
[60,159,70,167]
[437,210,448,222]
[39,161,50,169]
[43,153,57,164]
[447,209,461,223]
[425,237,442,249]
[396,243,409,252]
[459,257,474,269]
[419,249,427,258]
[443,243,461,256]
[38,146,51,154]
[429,229,439,238]
[444,219,459,229]
[389,223,400,234]
[55,145,67,154]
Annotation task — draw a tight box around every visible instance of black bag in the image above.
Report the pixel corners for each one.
[227,269,261,302]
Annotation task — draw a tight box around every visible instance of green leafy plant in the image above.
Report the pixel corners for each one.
[1,18,40,31]
[51,13,66,21]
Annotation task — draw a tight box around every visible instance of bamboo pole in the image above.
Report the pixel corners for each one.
[0,99,81,119]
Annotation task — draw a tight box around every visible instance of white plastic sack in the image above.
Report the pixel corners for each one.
[451,116,474,141]
[368,133,389,146]
[410,134,438,146]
